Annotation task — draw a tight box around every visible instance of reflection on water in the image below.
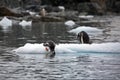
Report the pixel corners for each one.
[0,18,120,80]
[0,27,4,40]
[0,22,75,47]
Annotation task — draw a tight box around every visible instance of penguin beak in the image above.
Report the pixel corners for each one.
[43,43,50,51]
[45,47,49,51]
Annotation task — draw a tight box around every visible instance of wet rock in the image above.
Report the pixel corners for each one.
[114,1,120,13]
[40,16,64,22]
[0,6,23,17]
[43,5,64,13]
[25,5,41,12]
[47,11,79,21]
[21,11,30,16]
[27,15,64,22]
[77,2,105,15]
[63,11,79,21]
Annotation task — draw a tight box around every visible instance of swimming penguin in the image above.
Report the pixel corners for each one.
[77,31,91,44]
[43,40,56,59]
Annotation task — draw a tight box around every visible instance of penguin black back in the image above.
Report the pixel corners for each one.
[77,31,90,44]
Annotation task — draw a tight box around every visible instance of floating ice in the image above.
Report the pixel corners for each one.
[79,15,94,19]
[13,43,50,54]
[26,10,36,16]
[0,17,12,27]
[35,14,40,17]
[29,12,36,16]
[0,17,12,32]
[56,43,120,53]
[13,42,120,54]
[65,20,75,27]
[68,26,103,35]
[19,20,32,27]
[58,6,65,11]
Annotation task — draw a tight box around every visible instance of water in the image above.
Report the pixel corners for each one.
[0,22,75,47]
[0,16,120,80]
[0,53,120,80]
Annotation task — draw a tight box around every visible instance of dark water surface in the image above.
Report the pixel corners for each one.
[0,22,73,47]
[0,16,120,80]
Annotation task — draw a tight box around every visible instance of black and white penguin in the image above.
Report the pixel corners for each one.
[43,40,56,59]
[77,31,91,44]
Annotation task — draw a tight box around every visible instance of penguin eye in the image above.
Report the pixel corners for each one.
[43,43,49,46]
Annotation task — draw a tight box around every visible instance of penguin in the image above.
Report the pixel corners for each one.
[77,31,91,44]
[43,40,56,58]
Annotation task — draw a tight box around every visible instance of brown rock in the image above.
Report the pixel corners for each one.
[40,16,64,22]
[0,6,23,17]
